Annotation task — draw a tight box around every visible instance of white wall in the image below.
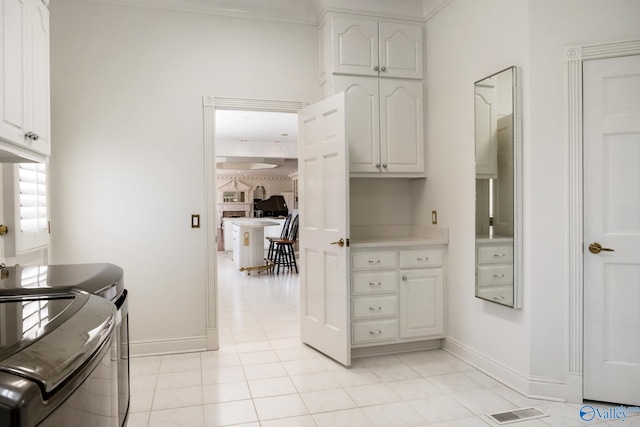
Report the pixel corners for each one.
[49,0,317,354]
[420,0,640,400]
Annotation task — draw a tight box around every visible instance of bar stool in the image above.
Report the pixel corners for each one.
[266,214,292,262]
[272,215,299,274]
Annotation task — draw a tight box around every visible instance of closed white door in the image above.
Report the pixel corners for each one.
[333,75,380,173]
[583,54,640,405]
[298,93,351,366]
[379,79,424,174]
[331,16,378,77]
[378,21,423,79]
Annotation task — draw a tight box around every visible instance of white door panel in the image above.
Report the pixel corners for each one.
[299,93,351,366]
[584,54,640,405]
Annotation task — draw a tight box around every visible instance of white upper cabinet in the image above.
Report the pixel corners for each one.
[0,0,50,162]
[327,15,423,80]
[334,75,424,176]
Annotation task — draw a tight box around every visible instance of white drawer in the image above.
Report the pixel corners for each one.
[351,250,397,270]
[352,320,397,344]
[352,295,397,319]
[351,271,397,294]
[477,245,513,264]
[476,286,513,306]
[399,248,443,268]
[477,265,513,287]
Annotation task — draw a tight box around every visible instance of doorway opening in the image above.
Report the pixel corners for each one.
[203,96,304,351]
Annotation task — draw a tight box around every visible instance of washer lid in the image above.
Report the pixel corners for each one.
[0,263,124,301]
[0,293,116,394]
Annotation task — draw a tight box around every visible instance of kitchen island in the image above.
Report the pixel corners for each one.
[231,219,280,274]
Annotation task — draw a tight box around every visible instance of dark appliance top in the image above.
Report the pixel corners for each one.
[0,263,124,302]
[254,195,288,217]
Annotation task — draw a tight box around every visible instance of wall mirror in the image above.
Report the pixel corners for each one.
[474,66,522,309]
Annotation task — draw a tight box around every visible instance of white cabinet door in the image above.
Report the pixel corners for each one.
[0,0,49,159]
[0,0,27,146]
[331,16,379,77]
[333,76,380,173]
[26,0,51,156]
[379,79,424,174]
[474,79,497,178]
[399,268,444,339]
[299,93,351,366]
[330,16,423,80]
[379,21,423,79]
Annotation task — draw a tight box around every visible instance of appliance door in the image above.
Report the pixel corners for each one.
[0,294,118,427]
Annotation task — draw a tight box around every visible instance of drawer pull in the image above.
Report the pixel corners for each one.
[493,274,505,278]
[369,306,382,311]
[493,253,506,258]
[368,260,382,264]
[493,295,505,301]
[416,257,429,261]
[369,330,382,335]
[368,281,382,286]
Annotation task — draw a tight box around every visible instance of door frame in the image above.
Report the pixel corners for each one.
[564,39,640,403]
[202,96,305,350]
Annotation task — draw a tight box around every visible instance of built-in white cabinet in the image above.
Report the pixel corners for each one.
[332,75,424,176]
[350,245,445,348]
[0,0,50,162]
[475,237,514,306]
[321,14,423,80]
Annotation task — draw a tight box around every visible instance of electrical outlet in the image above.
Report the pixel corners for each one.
[432,211,437,224]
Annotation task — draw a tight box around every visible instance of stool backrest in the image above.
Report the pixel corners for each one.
[288,215,299,241]
[280,214,292,238]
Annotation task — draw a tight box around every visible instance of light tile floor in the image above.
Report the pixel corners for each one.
[127,253,638,427]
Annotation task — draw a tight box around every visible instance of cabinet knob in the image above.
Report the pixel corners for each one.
[380,66,386,72]
[402,275,408,281]
[25,132,39,141]
[373,65,380,71]
[376,163,381,168]
[382,163,388,168]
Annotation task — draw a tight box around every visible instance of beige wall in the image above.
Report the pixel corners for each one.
[49,0,317,353]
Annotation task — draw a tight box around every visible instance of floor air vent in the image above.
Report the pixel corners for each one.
[487,407,548,424]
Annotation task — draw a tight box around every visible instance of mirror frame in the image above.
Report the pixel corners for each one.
[474,66,523,309]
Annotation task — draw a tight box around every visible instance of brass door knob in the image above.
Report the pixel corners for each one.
[589,242,615,254]
[330,238,345,247]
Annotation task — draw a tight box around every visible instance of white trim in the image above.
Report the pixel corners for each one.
[129,335,207,357]
[443,337,565,402]
[564,39,640,403]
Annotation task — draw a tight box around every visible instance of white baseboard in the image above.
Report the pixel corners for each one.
[443,337,566,402]
[130,335,207,357]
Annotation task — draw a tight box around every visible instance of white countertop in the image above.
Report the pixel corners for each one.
[350,235,448,248]
[231,219,279,228]
[476,234,514,243]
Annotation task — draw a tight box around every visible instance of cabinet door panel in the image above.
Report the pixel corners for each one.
[332,16,379,77]
[399,268,443,338]
[379,80,424,173]
[0,0,27,145]
[333,76,380,173]
[379,21,423,79]
[27,0,50,155]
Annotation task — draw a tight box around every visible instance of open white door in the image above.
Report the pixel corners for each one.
[298,93,351,366]
[584,54,640,405]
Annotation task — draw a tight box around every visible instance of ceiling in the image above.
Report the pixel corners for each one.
[215,110,298,176]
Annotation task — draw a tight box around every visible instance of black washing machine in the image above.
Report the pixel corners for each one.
[0,263,129,427]
[0,292,118,426]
